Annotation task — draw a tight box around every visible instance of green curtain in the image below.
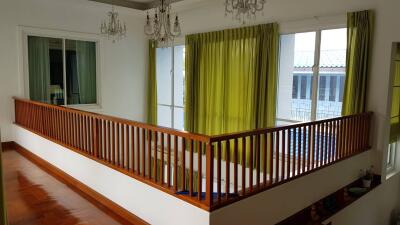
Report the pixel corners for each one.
[184,23,279,135]
[28,36,51,103]
[342,10,374,115]
[390,46,400,143]
[147,40,158,125]
[76,41,97,104]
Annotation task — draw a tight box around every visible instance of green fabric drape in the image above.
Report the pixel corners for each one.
[28,36,51,103]
[76,41,97,104]
[390,46,400,143]
[184,23,279,135]
[147,40,158,125]
[342,10,374,115]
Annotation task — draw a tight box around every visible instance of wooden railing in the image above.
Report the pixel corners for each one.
[14,98,372,211]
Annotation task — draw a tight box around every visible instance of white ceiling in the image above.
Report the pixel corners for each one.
[88,0,186,10]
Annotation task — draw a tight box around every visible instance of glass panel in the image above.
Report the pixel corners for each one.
[317,28,347,120]
[173,107,184,130]
[156,47,172,105]
[174,45,185,107]
[65,39,97,105]
[157,105,172,127]
[277,32,316,125]
[28,36,64,105]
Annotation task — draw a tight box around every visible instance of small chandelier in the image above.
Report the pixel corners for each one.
[144,0,182,45]
[225,0,266,24]
[101,5,127,42]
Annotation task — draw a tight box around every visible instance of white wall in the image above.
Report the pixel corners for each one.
[0,0,148,142]
[172,0,400,224]
[13,125,210,225]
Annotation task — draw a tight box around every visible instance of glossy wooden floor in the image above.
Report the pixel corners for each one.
[3,150,133,225]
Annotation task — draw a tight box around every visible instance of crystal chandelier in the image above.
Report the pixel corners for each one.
[144,0,182,45]
[225,0,266,24]
[100,5,127,42]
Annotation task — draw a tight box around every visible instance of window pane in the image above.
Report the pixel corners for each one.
[173,107,184,130]
[28,36,64,105]
[65,39,97,105]
[317,28,347,120]
[156,47,172,105]
[292,76,298,99]
[157,105,172,127]
[277,32,316,124]
[329,76,337,101]
[174,46,185,107]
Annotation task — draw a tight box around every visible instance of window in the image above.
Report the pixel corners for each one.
[156,45,185,130]
[27,35,97,106]
[277,28,347,124]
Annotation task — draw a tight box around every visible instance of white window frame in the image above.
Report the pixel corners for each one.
[156,41,185,129]
[19,26,102,109]
[277,26,346,124]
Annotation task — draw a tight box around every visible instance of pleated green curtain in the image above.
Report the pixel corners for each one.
[76,41,97,104]
[184,23,279,135]
[342,10,374,115]
[28,36,51,103]
[147,40,158,125]
[390,46,400,143]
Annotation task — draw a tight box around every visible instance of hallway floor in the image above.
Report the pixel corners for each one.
[3,150,133,225]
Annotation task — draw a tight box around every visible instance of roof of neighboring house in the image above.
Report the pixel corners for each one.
[294,50,346,68]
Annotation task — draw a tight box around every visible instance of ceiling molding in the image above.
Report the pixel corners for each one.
[88,0,184,11]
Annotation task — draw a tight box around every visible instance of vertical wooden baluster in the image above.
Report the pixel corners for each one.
[117,123,121,165]
[275,131,280,181]
[269,132,273,184]
[316,124,320,168]
[205,143,214,207]
[234,138,238,194]
[93,118,99,158]
[256,135,261,188]
[302,126,306,173]
[121,124,125,168]
[197,142,202,201]
[136,127,140,174]
[320,123,325,166]
[334,120,339,161]
[287,129,291,178]
[189,139,194,196]
[217,141,221,203]
[147,130,152,178]
[242,137,246,195]
[174,135,178,191]
[325,122,329,165]
[307,125,312,171]
[281,130,286,180]
[111,122,116,165]
[160,133,164,184]
[263,134,267,185]
[153,131,158,182]
[141,128,146,176]
[297,127,301,175]
[181,138,186,190]
[345,118,350,157]
[167,134,171,187]
[225,139,230,199]
[249,136,253,191]
[107,121,110,163]
[329,121,334,163]
[125,125,129,169]
[131,126,136,173]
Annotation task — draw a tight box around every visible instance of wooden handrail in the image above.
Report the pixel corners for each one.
[13,97,373,211]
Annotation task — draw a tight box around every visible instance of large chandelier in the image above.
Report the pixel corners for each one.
[225,0,266,24]
[144,0,182,45]
[100,5,127,42]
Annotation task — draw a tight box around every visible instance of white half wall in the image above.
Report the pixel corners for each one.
[0,0,148,142]
[13,124,210,225]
